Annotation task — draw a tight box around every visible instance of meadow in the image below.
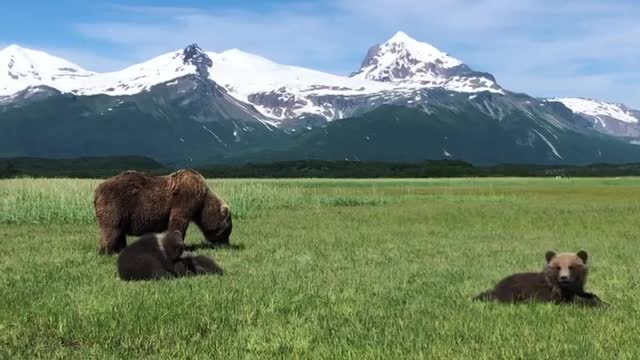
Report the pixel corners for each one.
[1,177,640,359]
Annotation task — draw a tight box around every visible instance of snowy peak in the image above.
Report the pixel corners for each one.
[551,97,639,124]
[350,31,502,94]
[0,43,215,97]
[351,31,464,82]
[182,43,212,78]
[385,31,463,69]
[183,44,207,63]
[0,44,94,96]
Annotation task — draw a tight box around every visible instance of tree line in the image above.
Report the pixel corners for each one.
[4,156,640,179]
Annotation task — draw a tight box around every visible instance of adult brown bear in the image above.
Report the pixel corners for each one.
[94,169,232,254]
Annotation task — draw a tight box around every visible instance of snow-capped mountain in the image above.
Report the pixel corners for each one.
[0,33,505,124]
[4,35,640,166]
[0,45,95,96]
[208,32,503,122]
[350,31,502,94]
[1,33,638,137]
[69,44,206,96]
[549,97,640,137]
[207,49,396,122]
[0,44,210,97]
[0,43,389,123]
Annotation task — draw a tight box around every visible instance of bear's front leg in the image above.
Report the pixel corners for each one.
[168,210,191,239]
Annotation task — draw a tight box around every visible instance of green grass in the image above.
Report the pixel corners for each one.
[1,177,640,359]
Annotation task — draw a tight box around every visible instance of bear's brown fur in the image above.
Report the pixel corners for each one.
[474,250,606,307]
[94,169,232,254]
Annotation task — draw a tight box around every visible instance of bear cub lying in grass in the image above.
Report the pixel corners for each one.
[474,250,607,307]
[174,252,224,276]
[117,230,223,281]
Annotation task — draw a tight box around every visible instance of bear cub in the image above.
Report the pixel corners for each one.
[117,230,185,281]
[474,250,606,307]
[173,252,224,277]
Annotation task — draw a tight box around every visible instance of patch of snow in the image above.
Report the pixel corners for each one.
[595,116,607,128]
[202,125,226,146]
[551,97,639,124]
[532,129,563,159]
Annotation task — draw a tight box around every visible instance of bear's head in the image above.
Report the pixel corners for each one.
[543,250,589,292]
[196,190,233,245]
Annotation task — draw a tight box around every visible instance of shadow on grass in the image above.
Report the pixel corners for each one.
[184,242,245,252]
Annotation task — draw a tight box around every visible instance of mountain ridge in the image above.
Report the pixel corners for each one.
[2,32,640,166]
[1,34,637,130]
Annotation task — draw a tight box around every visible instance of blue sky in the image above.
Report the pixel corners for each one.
[2,0,639,107]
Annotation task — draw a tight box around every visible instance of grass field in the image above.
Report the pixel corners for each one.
[1,177,640,359]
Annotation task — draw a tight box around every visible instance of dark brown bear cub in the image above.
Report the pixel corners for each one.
[474,250,606,306]
[117,230,184,281]
[173,252,224,277]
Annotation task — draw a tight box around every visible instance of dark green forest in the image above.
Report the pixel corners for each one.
[4,156,640,179]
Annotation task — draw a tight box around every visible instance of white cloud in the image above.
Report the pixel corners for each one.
[67,0,640,107]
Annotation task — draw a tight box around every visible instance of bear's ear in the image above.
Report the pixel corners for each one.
[545,250,556,263]
[577,250,588,264]
[220,204,230,218]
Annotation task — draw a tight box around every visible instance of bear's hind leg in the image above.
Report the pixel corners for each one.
[99,227,126,255]
[113,233,127,253]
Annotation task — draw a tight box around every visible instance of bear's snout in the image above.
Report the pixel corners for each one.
[558,269,571,281]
